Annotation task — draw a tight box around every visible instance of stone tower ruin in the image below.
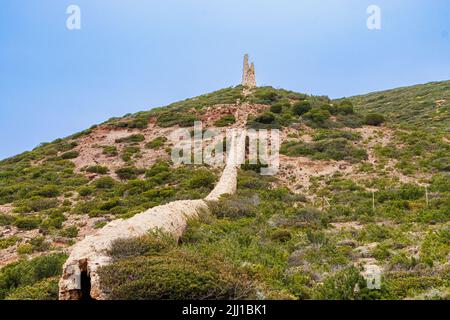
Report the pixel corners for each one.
[242,54,256,88]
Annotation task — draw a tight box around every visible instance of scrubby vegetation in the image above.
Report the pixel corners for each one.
[0,82,449,300]
[99,231,256,300]
[0,253,66,300]
[351,80,450,131]
[214,114,236,127]
[145,137,168,149]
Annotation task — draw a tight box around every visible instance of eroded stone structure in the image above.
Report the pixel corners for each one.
[242,54,256,88]
[59,130,248,300]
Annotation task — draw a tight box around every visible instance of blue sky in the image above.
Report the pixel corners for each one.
[1,0,449,160]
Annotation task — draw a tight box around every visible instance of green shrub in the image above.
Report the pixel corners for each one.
[26,236,51,253]
[115,134,145,144]
[94,176,116,189]
[292,101,312,116]
[274,207,329,229]
[185,169,216,189]
[250,88,281,104]
[313,267,367,300]
[115,167,145,180]
[59,226,79,238]
[157,113,198,128]
[270,103,285,114]
[0,236,19,250]
[15,217,41,230]
[145,161,171,178]
[40,210,66,230]
[0,253,67,299]
[108,231,176,262]
[121,146,141,162]
[85,166,109,174]
[78,186,94,196]
[270,229,292,242]
[208,193,258,219]
[254,113,275,124]
[313,130,361,141]
[357,224,392,242]
[214,115,236,127]
[0,214,15,226]
[145,137,168,149]
[17,243,33,255]
[27,197,59,212]
[99,248,256,300]
[337,100,354,115]
[5,277,59,300]
[35,185,60,198]
[303,108,331,124]
[61,151,79,159]
[102,145,118,157]
[420,230,450,266]
[364,113,385,126]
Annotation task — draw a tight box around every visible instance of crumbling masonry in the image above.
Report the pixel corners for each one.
[242,54,256,88]
[59,130,248,300]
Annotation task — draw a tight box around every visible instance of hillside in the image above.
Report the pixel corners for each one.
[350,80,450,131]
[0,83,449,300]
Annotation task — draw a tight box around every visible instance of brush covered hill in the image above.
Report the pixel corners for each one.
[0,83,449,300]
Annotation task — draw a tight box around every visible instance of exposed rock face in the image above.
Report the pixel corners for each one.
[58,129,247,300]
[242,54,256,88]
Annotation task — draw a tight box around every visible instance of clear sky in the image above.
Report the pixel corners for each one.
[1,0,449,160]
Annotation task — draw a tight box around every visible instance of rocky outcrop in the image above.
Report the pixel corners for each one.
[58,130,247,300]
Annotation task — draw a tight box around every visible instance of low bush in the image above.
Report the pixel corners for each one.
[270,229,292,242]
[35,185,60,198]
[292,101,312,116]
[312,267,368,300]
[420,230,450,266]
[303,108,331,124]
[61,151,79,159]
[185,169,216,189]
[145,137,168,149]
[336,100,354,115]
[99,248,256,300]
[0,214,15,226]
[59,226,79,238]
[0,236,19,250]
[14,217,41,230]
[107,231,176,262]
[102,145,118,157]
[115,134,145,144]
[0,253,67,299]
[84,166,109,174]
[115,167,145,180]
[5,277,59,300]
[214,115,236,127]
[121,146,141,162]
[270,102,288,114]
[254,113,275,124]
[208,193,258,219]
[364,113,385,126]
[94,176,116,189]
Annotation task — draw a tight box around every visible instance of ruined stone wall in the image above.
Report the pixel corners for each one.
[242,54,256,88]
[59,130,248,300]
